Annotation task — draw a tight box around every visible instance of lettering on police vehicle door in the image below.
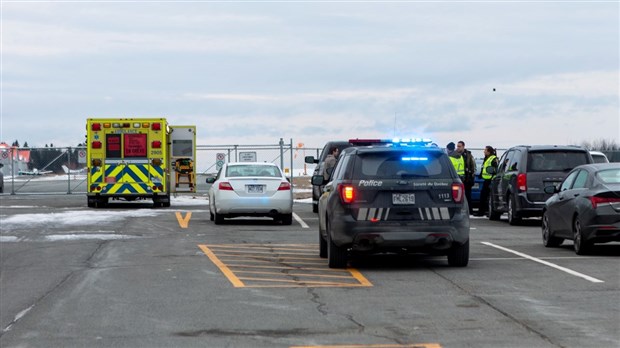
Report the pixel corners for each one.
[359,180,383,187]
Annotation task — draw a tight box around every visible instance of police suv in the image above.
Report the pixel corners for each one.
[312,139,470,268]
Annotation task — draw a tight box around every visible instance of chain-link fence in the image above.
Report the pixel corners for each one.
[1,143,618,195]
[0,140,305,195]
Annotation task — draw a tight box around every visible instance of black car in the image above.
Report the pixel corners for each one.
[542,163,620,254]
[312,140,470,268]
[487,145,593,225]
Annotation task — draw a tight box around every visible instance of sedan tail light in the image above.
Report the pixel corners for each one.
[338,184,355,204]
[219,182,234,191]
[278,181,291,191]
[589,195,620,209]
[452,183,464,203]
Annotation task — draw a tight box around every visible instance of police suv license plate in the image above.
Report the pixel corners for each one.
[247,184,264,193]
[392,193,415,205]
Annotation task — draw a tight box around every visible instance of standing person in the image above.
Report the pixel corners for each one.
[322,146,339,180]
[457,141,476,215]
[446,142,465,180]
[476,146,498,216]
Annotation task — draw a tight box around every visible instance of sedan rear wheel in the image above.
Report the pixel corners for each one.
[573,217,590,255]
[319,231,327,258]
[542,211,563,247]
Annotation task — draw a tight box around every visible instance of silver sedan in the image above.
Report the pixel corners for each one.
[207,162,293,225]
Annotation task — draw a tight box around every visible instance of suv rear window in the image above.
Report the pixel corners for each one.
[352,151,449,179]
[527,151,589,172]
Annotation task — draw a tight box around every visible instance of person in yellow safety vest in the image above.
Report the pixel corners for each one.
[475,145,499,216]
[457,141,477,214]
[446,142,465,178]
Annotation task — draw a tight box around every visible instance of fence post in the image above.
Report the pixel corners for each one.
[10,147,15,195]
[66,148,71,194]
[289,138,294,194]
[279,138,284,171]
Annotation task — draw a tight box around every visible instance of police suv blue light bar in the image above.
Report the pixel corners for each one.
[401,156,429,161]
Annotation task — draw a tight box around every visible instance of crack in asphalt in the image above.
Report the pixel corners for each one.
[0,240,108,337]
[430,268,566,348]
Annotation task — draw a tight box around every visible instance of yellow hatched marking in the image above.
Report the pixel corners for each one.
[198,245,244,287]
[199,244,372,288]
[209,244,318,253]
[233,270,354,279]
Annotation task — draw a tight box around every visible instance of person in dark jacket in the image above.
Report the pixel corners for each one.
[476,145,498,216]
[457,141,476,214]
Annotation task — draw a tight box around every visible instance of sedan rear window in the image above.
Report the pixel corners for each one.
[227,165,281,177]
[352,151,449,179]
[597,168,620,184]
[527,151,590,172]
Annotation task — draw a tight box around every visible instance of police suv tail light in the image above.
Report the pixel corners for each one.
[278,181,291,191]
[452,183,464,203]
[338,184,355,203]
[219,182,234,191]
[517,173,527,192]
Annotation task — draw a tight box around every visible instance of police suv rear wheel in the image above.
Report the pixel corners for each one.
[327,221,347,268]
[447,240,469,267]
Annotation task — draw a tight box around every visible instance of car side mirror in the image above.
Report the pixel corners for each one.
[486,166,497,175]
[206,177,216,184]
[305,156,318,164]
[311,175,325,186]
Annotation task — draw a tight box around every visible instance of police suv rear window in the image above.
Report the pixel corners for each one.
[527,151,589,172]
[352,151,448,179]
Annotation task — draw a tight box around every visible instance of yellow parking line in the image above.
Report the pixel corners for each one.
[233,270,355,279]
[175,212,192,228]
[198,245,244,287]
[290,344,442,348]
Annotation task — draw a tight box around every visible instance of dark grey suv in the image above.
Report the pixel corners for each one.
[305,141,353,213]
[312,141,470,268]
[487,145,593,225]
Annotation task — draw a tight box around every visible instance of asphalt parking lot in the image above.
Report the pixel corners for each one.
[1,193,619,348]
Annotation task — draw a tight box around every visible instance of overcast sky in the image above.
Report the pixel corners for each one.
[1,1,618,150]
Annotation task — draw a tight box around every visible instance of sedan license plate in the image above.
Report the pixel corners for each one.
[393,193,415,205]
[247,184,264,193]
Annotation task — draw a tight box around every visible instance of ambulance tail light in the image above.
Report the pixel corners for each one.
[92,141,102,149]
[517,173,527,192]
[91,123,101,131]
[152,123,161,131]
[219,182,234,191]
[338,184,355,204]
[152,141,162,148]
[452,183,464,203]
[91,159,102,166]
[151,158,162,166]
[278,181,291,191]
[152,184,164,191]
[122,123,130,128]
